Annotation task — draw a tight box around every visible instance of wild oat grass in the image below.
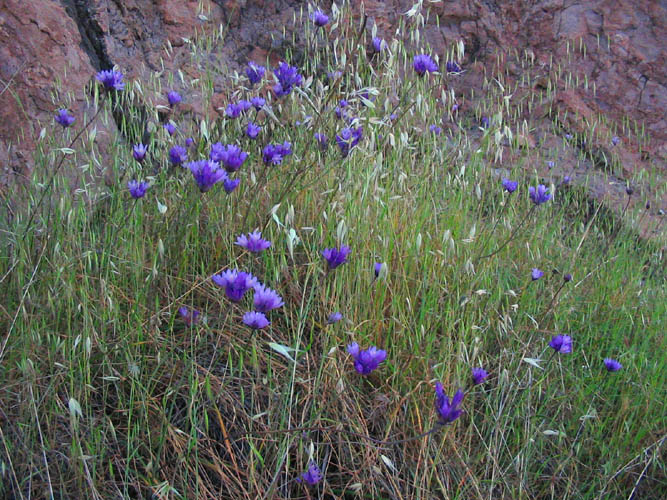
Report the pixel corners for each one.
[1,2,664,499]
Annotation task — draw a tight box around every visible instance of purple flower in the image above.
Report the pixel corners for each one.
[246,62,265,85]
[187,160,227,192]
[531,268,544,281]
[55,109,75,128]
[335,127,362,157]
[210,143,248,173]
[311,10,329,27]
[446,61,462,74]
[250,96,265,110]
[327,312,343,324]
[529,184,551,205]
[604,358,622,372]
[472,367,488,385]
[563,273,573,282]
[246,122,261,139]
[322,246,350,270]
[212,270,258,302]
[178,306,201,326]
[481,116,490,129]
[565,133,573,140]
[133,143,147,162]
[262,142,292,165]
[327,70,342,82]
[127,180,149,199]
[169,145,187,166]
[547,160,555,169]
[164,123,177,136]
[434,384,464,424]
[314,133,328,150]
[374,262,384,278]
[372,37,385,52]
[334,99,348,119]
[96,69,125,91]
[223,178,240,193]
[548,334,572,354]
[346,343,387,375]
[389,113,398,121]
[253,284,284,312]
[611,136,620,146]
[413,54,438,76]
[563,175,571,185]
[297,462,322,486]
[429,124,442,135]
[225,102,244,118]
[167,90,182,107]
[273,62,303,97]
[243,311,270,330]
[236,230,271,253]
[185,137,195,148]
[502,178,518,193]
[451,104,459,112]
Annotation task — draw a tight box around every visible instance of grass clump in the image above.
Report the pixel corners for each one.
[1,2,664,499]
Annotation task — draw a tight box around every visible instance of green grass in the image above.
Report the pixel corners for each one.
[1,2,665,499]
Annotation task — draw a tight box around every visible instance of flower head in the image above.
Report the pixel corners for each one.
[209,143,248,173]
[164,123,177,136]
[297,462,322,486]
[250,96,265,110]
[472,367,488,385]
[169,145,188,166]
[434,384,464,424]
[246,62,265,85]
[253,284,284,313]
[127,180,149,199]
[223,178,241,193]
[187,159,227,192]
[481,116,490,129]
[55,109,75,128]
[372,37,385,52]
[311,10,329,27]
[446,61,462,74]
[212,270,258,302]
[347,343,387,375]
[262,142,293,165]
[531,268,544,281]
[611,136,620,146]
[327,312,343,324]
[374,262,384,278]
[529,184,551,205]
[246,122,261,139]
[96,69,125,91]
[563,175,571,185]
[335,126,362,157]
[225,102,245,118]
[322,246,351,270]
[413,54,438,76]
[547,160,555,169]
[185,137,195,148]
[548,334,572,354]
[563,273,573,282]
[273,62,303,97]
[167,90,182,107]
[429,124,442,135]
[133,143,147,162]
[604,358,622,372]
[314,132,328,151]
[243,311,270,330]
[178,306,201,326]
[502,178,518,193]
[236,230,271,253]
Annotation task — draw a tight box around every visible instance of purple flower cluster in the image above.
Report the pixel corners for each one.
[212,270,258,302]
[262,142,292,165]
[434,384,464,424]
[246,62,265,85]
[314,133,328,150]
[235,230,271,253]
[372,37,385,52]
[178,306,201,326]
[243,311,270,330]
[96,69,125,91]
[164,123,177,136]
[297,462,323,486]
[133,143,147,162]
[250,96,265,110]
[322,246,351,270]
[531,268,544,281]
[604,358,622,372]
[335,126,362,157]
[502,178,518,193]
[128,180,150,199]
[472,367,488,385]
[169,145,188,166]
[529,184,551,205]
[225,100,251,118]
[311,10,329,27]
[549,335,573,354]
[246,122,261,139]
[55,109,75,128]
[167,90,182,107]
[210,143,248,172]
[413,54,438,76]
[346,343,387,375]
[273,62,303,97]
[187,160,227,192]
[253,284,284,312]
[446,61,462,74]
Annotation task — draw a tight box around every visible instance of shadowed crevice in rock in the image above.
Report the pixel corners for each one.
[59,0,114,70]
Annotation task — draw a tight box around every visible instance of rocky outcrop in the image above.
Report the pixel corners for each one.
[0,0,665,186]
